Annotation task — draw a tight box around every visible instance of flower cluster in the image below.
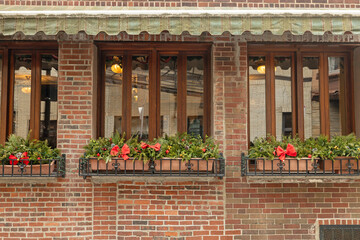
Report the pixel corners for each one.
[0,134,60,165]
[84,132,220,163]
[249,134,360,161]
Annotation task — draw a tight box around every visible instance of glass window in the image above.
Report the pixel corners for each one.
[275,56,292,139]
[40,54,58,148]
[160,56,178,136]
[187,56,204,137]
[13,54,32,138]
[131,56,149,140]
[328,56,344,137]
[99,46,211,140]
[105,55,123,137]
[249,56,266,142]
[303,57,320,139]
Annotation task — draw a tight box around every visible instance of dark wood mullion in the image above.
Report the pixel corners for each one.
[97,53,105,138]
[296,51,304,140]
[265,53,274,136]
[7,51,15,137]
[0,48,9,144]
[203,52,211,137]
[33,51,41,140]
[320,53,329,136]
[122,53,132,139]
[177,53,187,134]
[269,53,276,137]
[290,52,297,138]
[347,53,355,134]
[149,49,157,140]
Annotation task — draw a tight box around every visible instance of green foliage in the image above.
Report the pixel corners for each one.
[248,133,360,160]
[83,132,220,162]
[0,133,60,164]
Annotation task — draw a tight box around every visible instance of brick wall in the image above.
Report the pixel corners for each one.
[1,33,360,240]
[1,0,359,8]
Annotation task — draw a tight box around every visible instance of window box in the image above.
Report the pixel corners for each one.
[88,158,149,171]
[154,158,214,172]
[0,156,65,177]
[79,157,224,178]
[242,154,360,176]
[255,158,315,172]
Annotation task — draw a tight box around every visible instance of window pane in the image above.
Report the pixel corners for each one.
[187,56,204,137]
[13,55,32,138]
[105,55,123,137]
[303,57,320,139]
[328,56,344,137]
[40,55,58,148]
[275,57,292,140]
[249,56,266,142]
[131,56,149,140]
[160,56,177,136]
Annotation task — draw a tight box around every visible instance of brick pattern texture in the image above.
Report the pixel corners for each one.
[1,0,359,8]
[0,28,360,240]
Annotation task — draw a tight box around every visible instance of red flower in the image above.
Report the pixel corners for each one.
[110,145,120,156]
[9,155,18,165]
[97,153,100,157]
[165,150,169,154]
[202,148,206,153]
[308,154,312,158]
[120,144,130,160]
[150,143,161,152]
[141,142,149,149]
[37,157,41,160]
[20,152,29,165]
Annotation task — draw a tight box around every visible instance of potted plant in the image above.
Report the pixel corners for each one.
[83,132,220,173]
[154,133,219,172]
[249,135,321,172]
[0,134,61,175]
[83,132,149,171]
[248,134,360,173]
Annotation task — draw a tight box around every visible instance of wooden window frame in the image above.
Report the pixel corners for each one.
[96,42,212,140]
[248,44,354,143]
[0,42,58,144]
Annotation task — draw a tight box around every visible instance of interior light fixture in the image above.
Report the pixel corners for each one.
[111,63,123,74]
[21,87,31,94]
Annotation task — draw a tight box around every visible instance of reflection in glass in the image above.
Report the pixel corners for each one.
[131,56,149,140]
[13,55,32,138]
[160,56,178,136]
[275,57,292,140]
[187,56,204,137]
[303,57,320,139]
[249,56,266,142]
[328,57,344,137]
[40,55,58,148]
[105,56,123,137]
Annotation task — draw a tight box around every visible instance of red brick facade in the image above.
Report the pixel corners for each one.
[0,5,360,240]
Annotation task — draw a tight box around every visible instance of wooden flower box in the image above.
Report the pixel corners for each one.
[154,158,214,172]
[0,160,55,175]
[255,158,315,172]
[88,158,149,171]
